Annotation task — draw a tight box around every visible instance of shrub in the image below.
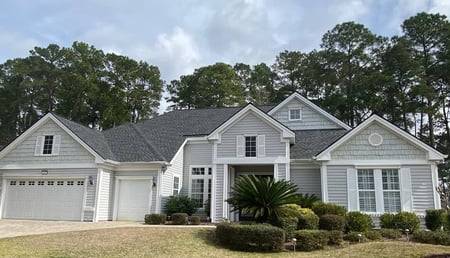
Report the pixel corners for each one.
[204,199,211,218]
[312,202,346,217]
[272,217,298,240]
[164,196,197,216]
[380,228,402,239]
[446,213,450,231]
[297,193,319,208]
[297,207,316,215]
[295,230,329,251]
[364,230,382,241]
[328,230,344,245]
[171,213,188,225]
[393,212,420,233]
[144,213,166,225]
[216,223,285,252]
[413,230,450,246]
[425,209,445,231]
[346,211,373,232]
[297,213,319,230]
[319,214,345,231]
[380,213,396,229]
[345,231,367,243]
[189,216,201,225]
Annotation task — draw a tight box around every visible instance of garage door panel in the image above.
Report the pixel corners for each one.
[117,180,151,221]
[4,179,85,221]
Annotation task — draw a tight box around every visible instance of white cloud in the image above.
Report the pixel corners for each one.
[430,0,450,16]
[0,29,39,60]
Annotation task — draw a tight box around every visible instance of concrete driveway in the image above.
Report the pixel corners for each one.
[0,219,146,238]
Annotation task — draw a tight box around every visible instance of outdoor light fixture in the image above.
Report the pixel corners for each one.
[41,169,48,175]
[152,177,157,187]
[88,176,94,186]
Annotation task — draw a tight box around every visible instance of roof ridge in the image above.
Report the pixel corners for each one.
[130,123,167,162]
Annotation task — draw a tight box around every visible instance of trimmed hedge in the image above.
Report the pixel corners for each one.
[319,214,345,231]
[164,196,197,216]
[144,213,166,225]
[413,230,450,246]
[346,211,373,232]
[380,228,402,239]
[312,202,346,217]
[216,223,285,252]
[364,230,382,241]
[189,216,201,225]
[273,217,298,240]
[295,230,329,251]
[393,212,420,233]
[171,213,188,225]
[425,209,445,231]
[380,213,396,229]
[328,230,344,245]
[297,213,319,230]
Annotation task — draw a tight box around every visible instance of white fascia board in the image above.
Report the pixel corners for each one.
[268,92,352,130]
[207,104,295,142]
[0,163,97,170]
[113,162,167,171]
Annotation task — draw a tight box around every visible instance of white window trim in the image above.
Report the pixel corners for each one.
[34,134,61,156]
[188,165,212,209]
[236,134,265,158]
[353,167,404,214]
[172,175,180,196]
[288,108,302,121]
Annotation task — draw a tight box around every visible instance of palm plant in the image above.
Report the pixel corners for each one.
[227,175,301,223]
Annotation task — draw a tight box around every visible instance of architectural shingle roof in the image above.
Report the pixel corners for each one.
[53,105,346,162]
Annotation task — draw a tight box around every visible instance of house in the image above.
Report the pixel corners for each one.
[0,92,446,222]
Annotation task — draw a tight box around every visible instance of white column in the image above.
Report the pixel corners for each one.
[223,164,229,220]
[320,164,328,202]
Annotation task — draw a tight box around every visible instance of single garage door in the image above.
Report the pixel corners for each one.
[3,179,85,221]
[117,179,151,221]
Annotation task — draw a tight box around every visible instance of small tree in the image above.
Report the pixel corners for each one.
[164,196,197,216]
[227,175,300,223]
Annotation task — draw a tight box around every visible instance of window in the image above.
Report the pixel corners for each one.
[77,181,84,186]
[245,136,257,157]
[67,181,74,186]
[289,108,302,120]
[38,181,44,186]
[173,176,180,196]
[28,181,35,186]
[190,166,212,208]
[10,181,16,186]
[382,169,401,212]
[357,169,376,212]
[35,135,61,156]
[43,135,54,154]
[19,181,25,186]
[48,181,54,186]
[57,181,64,186]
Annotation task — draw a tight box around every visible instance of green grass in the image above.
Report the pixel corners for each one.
[0,227,448,257]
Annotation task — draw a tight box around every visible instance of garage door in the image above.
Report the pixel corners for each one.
[117,179,151,221]
[3,179,85,221]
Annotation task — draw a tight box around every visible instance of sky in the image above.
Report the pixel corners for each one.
[1,0,450,111]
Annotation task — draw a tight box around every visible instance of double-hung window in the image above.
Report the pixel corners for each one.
[289,108,302,120]
[236,135,265,157]
[173,176,180,196]
[245,136,257,157]
[35,135,61,156]
[357,169,376,212]
[382,169,401,212]
[190,166,212,208]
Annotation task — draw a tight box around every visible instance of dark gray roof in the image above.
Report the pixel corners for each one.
[291,129,348,159]
[53,106,346,162]
[53,114,115,160]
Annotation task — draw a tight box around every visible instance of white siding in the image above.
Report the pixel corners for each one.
[180,142,212,196]
[161,147,184,208]
[290,166,322,199]
[214,165,224,222]
[409,165,435,213]
[97,169,114,221]
[272,98,341,130]
[326,165,349,208]
[217,113,285,158]
[277,163,286,181]
[331,123,426,160]
[0,120,95,166]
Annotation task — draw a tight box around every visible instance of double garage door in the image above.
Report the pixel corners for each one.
[3,179,85,221]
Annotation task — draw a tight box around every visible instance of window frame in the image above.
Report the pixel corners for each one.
[35,134,61,156]
[244,136,257,157]
[173,175,180,196]
[189,166,212,209]
[289,108,302,121]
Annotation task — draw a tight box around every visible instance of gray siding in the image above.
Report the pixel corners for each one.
[277,164,286,181]
[331,123,426,160]
[290,166,322,199]
[161,147,184,208]
[271,98,341,130]
[217,113,285,157]
[409,165,435,213]
[214,165,224,222]
[181,142,212,196]
[327,165,349,208]
[0,120,95,166]
[97,169,113,221]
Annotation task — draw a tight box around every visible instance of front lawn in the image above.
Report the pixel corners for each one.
[0,227,448,257]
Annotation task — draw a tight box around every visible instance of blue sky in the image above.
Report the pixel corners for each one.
[1,0,449,110]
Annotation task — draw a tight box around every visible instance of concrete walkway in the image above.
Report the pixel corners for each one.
[0,220,146,238]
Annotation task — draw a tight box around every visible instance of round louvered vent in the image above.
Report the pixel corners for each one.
[368,133,383,146]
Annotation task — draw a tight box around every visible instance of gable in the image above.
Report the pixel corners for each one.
[269,92,351,131]
[0,119,95,167]
[330,122,426,160]
[217,112,287,157]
